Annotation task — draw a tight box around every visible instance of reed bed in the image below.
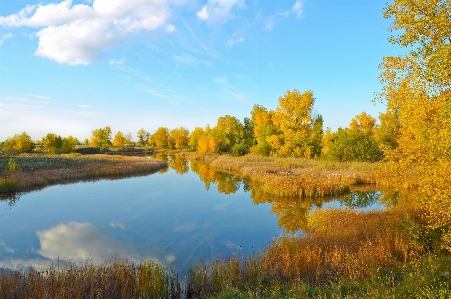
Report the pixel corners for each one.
[186,208,451,298]
[183,154,391,198]
[0,260,180,299]
[0,154,167,193]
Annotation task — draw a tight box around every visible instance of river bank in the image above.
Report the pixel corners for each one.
[0,154,167,194]
[181,153,418,198]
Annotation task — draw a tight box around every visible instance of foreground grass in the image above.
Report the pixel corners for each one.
[0,260,180,299]
[0,154,167,194]
[186,208,451,299]
[0,208,449,298]
[182,153,413,198]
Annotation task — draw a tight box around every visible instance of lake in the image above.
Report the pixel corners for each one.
[0,155,395,277]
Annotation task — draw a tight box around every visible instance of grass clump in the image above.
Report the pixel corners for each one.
[0,259,180,299]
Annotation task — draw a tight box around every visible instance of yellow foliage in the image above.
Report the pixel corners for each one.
[381,0,451,250]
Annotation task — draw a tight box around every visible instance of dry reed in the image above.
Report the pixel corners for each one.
[0,154,167,193]
[183,153,391,198]
[0,259,180,299]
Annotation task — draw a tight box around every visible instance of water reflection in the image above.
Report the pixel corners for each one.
[0,193,20,207]
[36,222,174,264]
[0,154,402,276]
[174,156,400,233]
[189,161,242,194]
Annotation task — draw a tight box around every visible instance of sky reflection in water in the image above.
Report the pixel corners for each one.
[0,156,395,275]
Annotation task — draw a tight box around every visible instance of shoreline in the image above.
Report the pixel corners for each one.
[0,154,168,195]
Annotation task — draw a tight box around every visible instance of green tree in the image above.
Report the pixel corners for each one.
[249,105,276,156]
[42,133,62,154]
[60,136,78,153]
[1,132,35,154]
[137,128,150,146]
[324,128,382,162]
[90,126,112,149]
[211,115,244,152]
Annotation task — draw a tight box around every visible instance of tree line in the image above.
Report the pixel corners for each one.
[1,88,398,163]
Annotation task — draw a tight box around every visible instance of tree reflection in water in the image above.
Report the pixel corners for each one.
[0,193,20,208]
[182,157,401,234]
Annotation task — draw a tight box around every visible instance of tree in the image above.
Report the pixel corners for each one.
[269,89,322,158]
[211,115,244,152]
[189,127,205,150]
[42,133,62,154]
[374,107,400,150]
[349,112,376,135]
[113,131,127,148]
[323,128,382,162]
[249,105,276,156]
[137,129,150,146]
[1,132,34,154]
[60,136,78,153]
[90,126,112,149]
[151,127,169,149]
[170,127,190,149]
[380,0,451,250]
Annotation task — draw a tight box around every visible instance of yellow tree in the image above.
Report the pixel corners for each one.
[249,105,276,156]
[113,131,127,148]
[42,133,62,154]
[170,127,190,149]
[349,112,376,135]
[151,127,169,149]
[211,115,244,152]
[270,89,320,157]
[380,0,451,250]
[189,127,204,150]
[1,132,34,154]
[90,126,112,149]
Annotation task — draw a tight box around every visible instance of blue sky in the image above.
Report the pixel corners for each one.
[0,0,401,141]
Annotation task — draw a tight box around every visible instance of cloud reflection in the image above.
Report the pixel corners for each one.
[36,222,174,264]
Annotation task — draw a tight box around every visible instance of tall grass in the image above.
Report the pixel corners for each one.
[0,154,167,194]
[186,207,450,298]
[0,259,180,299]
[183,154,395,198]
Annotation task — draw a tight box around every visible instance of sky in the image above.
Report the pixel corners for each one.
[0,0,403,141]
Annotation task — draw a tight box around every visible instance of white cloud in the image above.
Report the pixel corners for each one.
[292,0,303,18]
[226,32,243,48]
[109,58,125,65]
[0,0,183,65]
[197,0,246,25]
[165,24,176,32]
[0,33,13,46]
[77,104,92,108]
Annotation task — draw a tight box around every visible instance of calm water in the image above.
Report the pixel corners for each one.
[0,156,396,276]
